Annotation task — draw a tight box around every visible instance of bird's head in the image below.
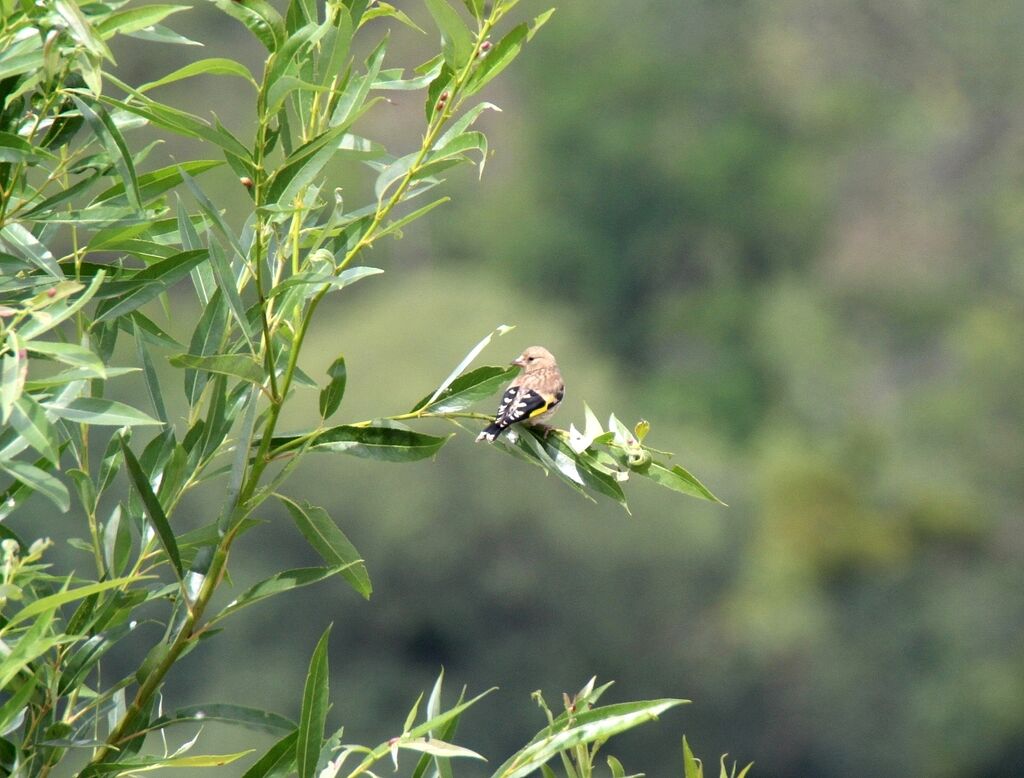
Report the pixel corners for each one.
[512,346,557,372]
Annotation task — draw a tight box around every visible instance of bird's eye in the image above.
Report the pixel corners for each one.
[528,356,535,362]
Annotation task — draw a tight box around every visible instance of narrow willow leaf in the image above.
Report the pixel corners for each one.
[424,325,514,408]
[208,241,255,348]
[376,196,450,241]
[278,496,371,599]
[296,626,332,778]
[93,160,223,206]
[350,689,495,775]
[135,323,169,424]
[103,504,132,576]
[0,130,46,163]
[10,395,60,464]
[215,565,356,623]
[210,0,285,51]
[318,356,346,418]
[544,435,629,512]
[272,425,450,463]
[181,170,248,264]
[397,738,484,761]
[1,333,27,424]
[55,0,114,60]
[3,575,148,629]
[149,704,295,736]
[634,461,724,504]
[24,340,105,375]
[242,729,297,778]
[72,97,142,211]
[267,265,383,299]
[423,0,473,68]
[490,700,688,778]
[465,22,527,96]
[95,4,189,37]
[0,459,69,512]
[169,353,264,385]
[93,250,208,323]
[330,37,387,128]
[57,621,137,696]
[139,57,256,93]
[414,364,517,414]
[43,397,161,426]
[80,751,253,772]
[184,290,228,404]
[120,438,183,579]
[1,222,62,277]
[681,736,702,778]
[18,272,104,341]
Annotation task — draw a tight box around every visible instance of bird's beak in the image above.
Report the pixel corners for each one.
[512,355,527,368]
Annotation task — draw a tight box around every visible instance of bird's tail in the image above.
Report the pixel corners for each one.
[475,423,503,443]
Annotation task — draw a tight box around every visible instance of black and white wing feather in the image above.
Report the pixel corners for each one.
[475,384,562,443]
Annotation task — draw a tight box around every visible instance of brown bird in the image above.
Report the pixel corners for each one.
[476,346,565,443]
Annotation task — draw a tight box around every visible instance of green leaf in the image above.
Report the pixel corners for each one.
[103,504,132,576]
[683,736,702,778]
[490,699,689,778]
[267,265,384,299]
[211,0,286,51]
[120,438,183,579]
[43,397,161,427]
[56,0,115,61]
[72,97,143,211]
[1,333,26,424]
[208,241,255,348]
[10,395,60,465]
[95,4,189,37]
[135,323,169,425]
[79,751,254,773]
[214,565,357,623]
[296,626,332,778]
[94,250,208,323]
[242,730,297,778]
[273,425,450,462]
[465,22,527,96]
[414,364,517,413]
[423,0,473,68]
[183,291,228,403]
[169,353,264,385]
[397,738,484,761]
[266,126,383,207]
[24,340,106,375]
[93,160,223,206]
[3,575,148,630]
[278,496,371,599]
[0,459,69,512]
[181,170,249,264]
[318,356,346,418]
[0,130,46,163]
[139,57,256,93]
[1,223,62,278]
[57,621,137,696]
[376,196,450,241]
[634,461,724,504]
[423,324,515,409]
[149,704,295,736]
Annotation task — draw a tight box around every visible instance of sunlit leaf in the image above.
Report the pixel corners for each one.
[278,496,372,599]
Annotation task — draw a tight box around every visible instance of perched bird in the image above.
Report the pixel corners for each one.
[476,346,565,443]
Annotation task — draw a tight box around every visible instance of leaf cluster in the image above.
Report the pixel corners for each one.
[0,0,725,773]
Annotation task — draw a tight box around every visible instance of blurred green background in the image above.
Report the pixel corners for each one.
[14,0,1024,775]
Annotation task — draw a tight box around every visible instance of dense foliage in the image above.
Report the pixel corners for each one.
[0,0,734,775]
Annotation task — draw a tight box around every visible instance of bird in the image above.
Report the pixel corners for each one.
[476,346,565,443]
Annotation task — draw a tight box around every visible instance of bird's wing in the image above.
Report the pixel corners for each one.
[493,384,556,428]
